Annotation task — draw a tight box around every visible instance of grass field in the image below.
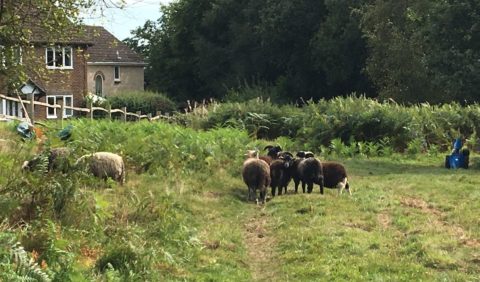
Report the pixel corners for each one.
[174,157,480,281]
[0,121,479,281]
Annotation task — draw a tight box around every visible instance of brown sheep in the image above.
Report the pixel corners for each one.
[242,150,271,204]
[322,161,351,195]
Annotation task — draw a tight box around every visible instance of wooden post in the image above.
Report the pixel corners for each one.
[122,107,127,122]
[156,111,161,119]
[60,102,65,128]
[89,101,93,120]
[147,113,152,121]
[29,94,35,125]
[136,111,141,121]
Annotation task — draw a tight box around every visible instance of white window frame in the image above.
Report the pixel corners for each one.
[45,46,73,69]
[114,66,121,82]
[1,99,5,115]
[46,96,57,118]
[46,95,74,119]
[5,100,23,118]
[63,95,73,117]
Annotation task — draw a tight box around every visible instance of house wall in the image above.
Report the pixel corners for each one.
[32,46,88,120]
[0,46,88,120]
[87,65,144,97]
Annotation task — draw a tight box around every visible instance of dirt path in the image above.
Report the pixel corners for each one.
[244,206,278,281]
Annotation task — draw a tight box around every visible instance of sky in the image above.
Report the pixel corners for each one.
[81,0,173,41]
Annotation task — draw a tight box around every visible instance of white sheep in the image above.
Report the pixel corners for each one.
[75,152,125,184]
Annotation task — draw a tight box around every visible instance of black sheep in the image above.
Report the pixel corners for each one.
[270,152,294,196]
[297,155,325,194]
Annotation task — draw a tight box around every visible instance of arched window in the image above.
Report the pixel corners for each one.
[95,74,103,96]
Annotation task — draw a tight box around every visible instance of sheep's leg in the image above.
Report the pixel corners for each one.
[319,177,324,195]
[271,186,276,197]
[278,185,282,196]
[302,181,306,193]
[346,181,352,195]
[259,189,266,204]
[294,180,299,193]
[248,186,256,202]
[338,178,347,195]
[283,186,287,195]
[307,182,313,193]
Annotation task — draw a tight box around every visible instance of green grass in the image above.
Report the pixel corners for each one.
[0,121,479,281]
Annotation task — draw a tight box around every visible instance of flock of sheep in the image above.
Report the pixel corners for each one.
[242,145,351,204]
[22,144,350,205]
[22,147,125,184]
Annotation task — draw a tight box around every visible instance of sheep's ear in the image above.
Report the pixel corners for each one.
[305,152,315,158]
[264,145,273,151]
[275,145,283,151]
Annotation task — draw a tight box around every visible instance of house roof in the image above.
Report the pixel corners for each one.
[84,26,145,65]
[28,25,94,46]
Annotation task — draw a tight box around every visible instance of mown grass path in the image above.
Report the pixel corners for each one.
[243,206,278,281]
[198,156,480,281]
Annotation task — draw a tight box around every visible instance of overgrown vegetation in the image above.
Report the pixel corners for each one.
[0,102,479,279]
[107,91,177,116]
[178,96,480,152]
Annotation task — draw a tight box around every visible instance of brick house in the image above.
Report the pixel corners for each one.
[0,25,145,120]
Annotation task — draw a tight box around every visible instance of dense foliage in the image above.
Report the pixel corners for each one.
[106,91,177,116]
[125,0,480,104]
[178,96,480,153]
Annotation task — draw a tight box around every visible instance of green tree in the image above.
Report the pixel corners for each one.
[130,0,373,103]
[360,0,480,103]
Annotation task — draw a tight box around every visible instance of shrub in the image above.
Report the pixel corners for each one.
[107,91,177,116]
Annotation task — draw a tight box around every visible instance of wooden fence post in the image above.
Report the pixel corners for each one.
[89,101,93,120]
[29,94,35,125]
[107,104,112,120]
[122,107,127,122]
[156,111,161,120]
[147,113,152,121]
[136,111,141,121]
[60,102,65,128]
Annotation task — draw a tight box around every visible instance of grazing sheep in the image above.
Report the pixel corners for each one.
[22,147,71,172]
[75,152,126,184]
[242,150,271,204]
[297,154,325,194]
[270,152,294,196]
[322,161,351,195]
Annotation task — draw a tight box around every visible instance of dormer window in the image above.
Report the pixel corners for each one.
[46,46,73,69]
[114,66,120,82]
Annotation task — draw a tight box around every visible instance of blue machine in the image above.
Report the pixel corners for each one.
[445,138,469,169]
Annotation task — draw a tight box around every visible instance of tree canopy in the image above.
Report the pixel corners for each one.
[126,0,480,104]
